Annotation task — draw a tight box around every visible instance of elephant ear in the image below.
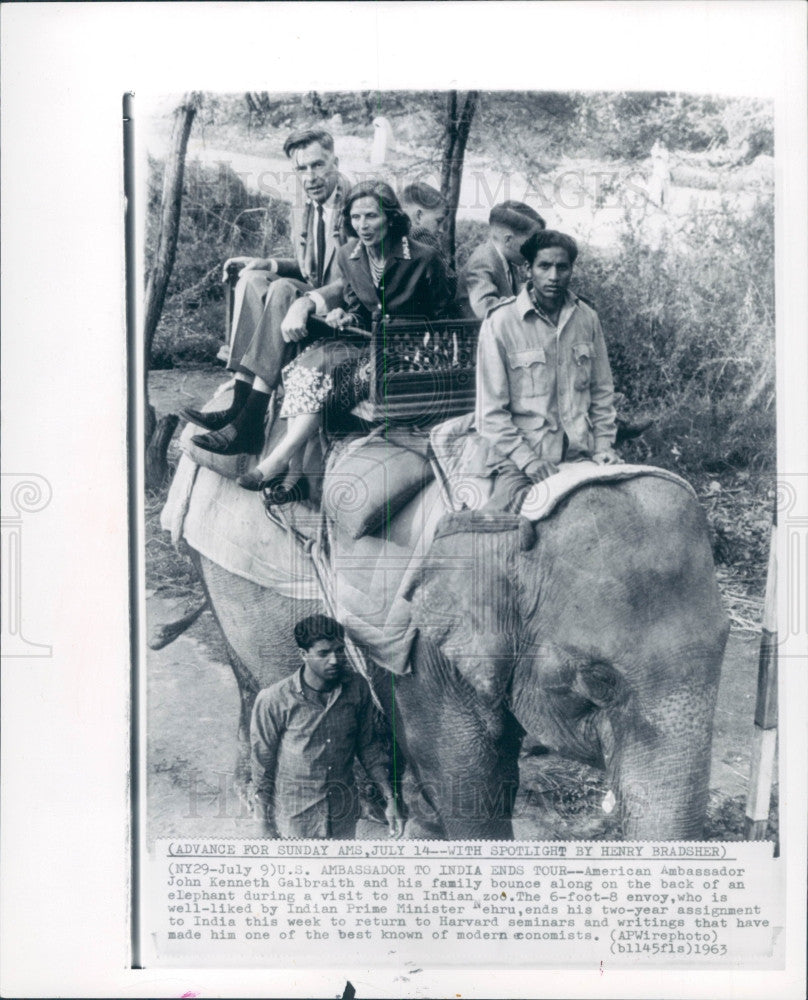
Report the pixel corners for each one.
[407,511,524,703]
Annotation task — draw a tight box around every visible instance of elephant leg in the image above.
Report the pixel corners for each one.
[230,650,258,804]
[608,674,720,839]
[194,563,259,803]
[191,551,324,801]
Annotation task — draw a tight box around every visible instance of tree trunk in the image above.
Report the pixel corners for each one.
[144,93,199,364]
[439,90,479,272]
[143,92,199,490]
[145,412,179,492]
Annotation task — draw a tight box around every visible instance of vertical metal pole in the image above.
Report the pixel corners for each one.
[744,518,778,840]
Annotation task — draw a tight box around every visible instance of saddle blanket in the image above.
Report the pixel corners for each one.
[161,453,322,601]
[429,412,694,518]
[163,432,695,676]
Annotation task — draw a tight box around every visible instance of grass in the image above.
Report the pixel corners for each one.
[517,753,778,841]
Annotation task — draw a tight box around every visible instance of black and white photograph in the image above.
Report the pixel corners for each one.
[1,3,806,997]
[135,83,794,973]
[144,88,776,845]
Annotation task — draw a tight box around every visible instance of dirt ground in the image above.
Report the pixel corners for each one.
[145,369,777,843]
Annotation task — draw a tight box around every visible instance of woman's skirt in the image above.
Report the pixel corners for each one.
[279,339,370,419]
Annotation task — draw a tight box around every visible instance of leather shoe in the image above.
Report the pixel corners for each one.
[193,424,263,456]
[181,406,233,431]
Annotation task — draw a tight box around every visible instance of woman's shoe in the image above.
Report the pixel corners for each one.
[237,470,284,492]
[262,478,310,507]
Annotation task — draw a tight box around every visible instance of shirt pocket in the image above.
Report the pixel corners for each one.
[508,347,549,398]
[571,342,593,392]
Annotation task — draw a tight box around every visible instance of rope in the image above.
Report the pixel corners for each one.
[265,498,385,715]
[308,519,386,715]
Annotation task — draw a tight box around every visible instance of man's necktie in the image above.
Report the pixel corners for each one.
[315,204,326,287]
[508,262,518,295]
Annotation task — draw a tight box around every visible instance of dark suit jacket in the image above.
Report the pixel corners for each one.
[409,227,457,300]
[458,239,522,319]
[337,236,454,329]
[275,172,352,287]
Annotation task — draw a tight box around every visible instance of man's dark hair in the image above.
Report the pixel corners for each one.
[400,181,446,211]
[489,201,545,234]
[342,180,411,243]
[283,126,335,159]
[520,228,579,265]
[293,615,345,650]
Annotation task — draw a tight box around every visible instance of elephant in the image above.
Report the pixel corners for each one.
[162,446,729,841]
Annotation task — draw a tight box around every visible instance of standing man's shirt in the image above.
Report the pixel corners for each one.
[475,285,617,468]
[250,667,388,838]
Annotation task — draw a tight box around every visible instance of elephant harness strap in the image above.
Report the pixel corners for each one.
[264,500,385,714]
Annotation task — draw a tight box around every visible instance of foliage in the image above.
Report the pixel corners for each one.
[153,91,771,169]
[146,155,293,368]
[146,154,292,297]
[470,92,772,176]
[575,196,775,476]
[720,100,775,163]
[150,307,224,370]
[704,789,778,842]
[454,218,488,273]
[517,754,777,840]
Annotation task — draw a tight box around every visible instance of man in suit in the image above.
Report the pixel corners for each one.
[458,201,545,319]
[186,126,352,455]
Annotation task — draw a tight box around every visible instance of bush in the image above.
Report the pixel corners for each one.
[150,312,224,370]
[455,218,488,273]
[146,156,293,367]
[576,196,775,475]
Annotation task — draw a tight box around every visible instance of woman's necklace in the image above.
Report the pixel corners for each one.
[366,246,385,287]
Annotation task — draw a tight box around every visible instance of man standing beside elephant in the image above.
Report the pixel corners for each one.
[250,615,400,840]
[476,229,620,512]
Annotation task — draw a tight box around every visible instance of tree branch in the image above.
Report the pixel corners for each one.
[440,90,479,268]
[144,92,201,363]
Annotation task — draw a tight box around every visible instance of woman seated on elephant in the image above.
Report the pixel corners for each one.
[237,180,453,493]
